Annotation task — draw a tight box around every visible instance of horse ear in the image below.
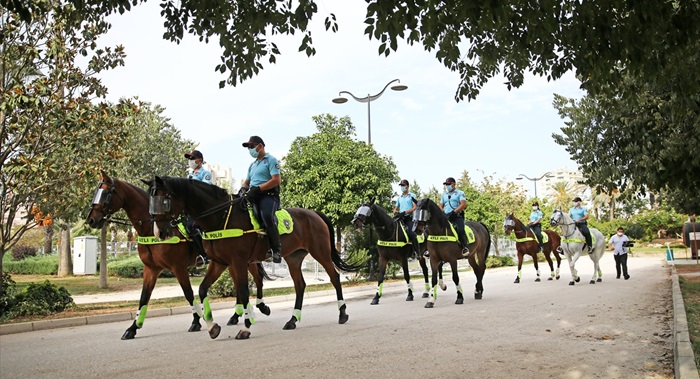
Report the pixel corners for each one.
[100,170,108,180]
[370,197,376,204]
[140,178,151,187]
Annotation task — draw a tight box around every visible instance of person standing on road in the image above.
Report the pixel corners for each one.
[393,179,420,259]
[608,227,631,280]
[439,177,469,256]
[240,136,282,264]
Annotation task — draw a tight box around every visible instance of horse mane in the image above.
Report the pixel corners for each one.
[420,198,448,229]
[161,176,234,212]
[371,203,395,229]
[114,178,148,199]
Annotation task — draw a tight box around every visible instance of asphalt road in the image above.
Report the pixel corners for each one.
[0,256,673,379]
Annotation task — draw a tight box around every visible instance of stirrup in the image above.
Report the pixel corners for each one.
[461,247,470,258]
[195,255,208,268]
[266,249,282,264]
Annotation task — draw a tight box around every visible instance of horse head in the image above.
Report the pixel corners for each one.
[412,198,433,234]
[549,208,564,227]
[86,170,120,229]
[147,176,184,240]
[351,201,374,231]
[503,213,517,236]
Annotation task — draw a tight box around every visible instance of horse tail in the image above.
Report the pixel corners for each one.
[314,211,363,272]
[256,262,273,281]
[479,222,492,261]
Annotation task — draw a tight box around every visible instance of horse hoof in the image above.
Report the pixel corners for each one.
[589,280,596,284]
[257,304,271,316]
[422,293,429,298]
[209,324,221,339]
[556,275,560,280]
[569,281,575,286]
[283,321,297,330]
[440,283,447,291]
[188,323,202,332]
[406,294,414,301]
[474,292,483,300]
[227,315,239,326]
[535,278,541,282]
[575,277,581,283]
[547,277,553,281]
[234,329,251,340]
[514,277,520,284]
[424,302,434,308]
[121,329,136,340]
[596,278,602,283]
[455,298,463,305]
[370,297,380,305]
[339,314,349,324]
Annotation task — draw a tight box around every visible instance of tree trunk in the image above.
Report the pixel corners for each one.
[57,220,72,277]
[609,197,615,220]
[491,231,501,256]
[43,225,54,255]
[99,224,108,289]
[335,226,342,253]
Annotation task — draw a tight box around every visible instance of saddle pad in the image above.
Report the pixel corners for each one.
[248,207,294,235]
[563,235,596,244]
[428,224,475,243]
[515,233,549,244]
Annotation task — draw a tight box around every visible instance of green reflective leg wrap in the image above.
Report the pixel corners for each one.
[293,309,302,322]
[551,271,556,277]
[235,303,245,316]
[191,300,203,318]
[425,283,431,292]
[456,284,463,294]
[246,303,256,325]
[518,270,522,279]
[377,283,384,297]
[432,285,438,299]
[203,297,213,321]
[135,306,148,328]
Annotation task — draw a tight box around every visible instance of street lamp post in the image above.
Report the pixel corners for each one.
[332,78,407,144]
[333,79,407,281]
[516,172,554,199]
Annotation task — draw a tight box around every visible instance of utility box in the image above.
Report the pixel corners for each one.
[73,236,97,275]
[683,222,700,259]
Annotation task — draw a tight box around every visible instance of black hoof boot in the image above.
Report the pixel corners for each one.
[227,314,240,326]
[370,294,380,305]
[284,316,298,330]
[256,303,271,316]
[188,322,202,332]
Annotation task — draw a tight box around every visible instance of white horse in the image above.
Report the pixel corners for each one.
[549,209,605,285]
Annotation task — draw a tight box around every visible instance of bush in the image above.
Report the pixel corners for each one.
[11,245,38,261]
[3,255,59,275]
[8,280,74,318]
[208,271,255,298]
[0,273,18,318]
[106,255,143,278]
[486,255,515,268]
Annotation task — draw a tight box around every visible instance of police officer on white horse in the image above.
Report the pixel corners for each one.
[569,196,593,254]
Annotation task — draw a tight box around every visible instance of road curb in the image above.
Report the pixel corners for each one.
[0,281,403,336]
[671,265,700,379]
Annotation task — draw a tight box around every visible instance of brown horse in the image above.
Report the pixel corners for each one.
[85,171,270,340]
[412,198,491,307]
[147,176,362,340]
[503,213,562,283]
[351,201,445,305]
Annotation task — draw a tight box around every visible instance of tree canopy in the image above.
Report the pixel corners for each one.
[281,114,398,227]
[4,1,699,101]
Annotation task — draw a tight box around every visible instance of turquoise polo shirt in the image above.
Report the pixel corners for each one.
[569,205,588,222]
[529,210,543,224]
[246,153,280,187]
[441,189,466,213]
[396,192,417,212]
[188,168,212,184]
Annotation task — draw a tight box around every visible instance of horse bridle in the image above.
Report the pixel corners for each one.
[87,177,130,226]
[550,210,577,239]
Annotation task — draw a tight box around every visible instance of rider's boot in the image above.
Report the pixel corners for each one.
[458,232,470,257]
[538,243,544,252]
[266,226,282,264]
[193,233,209,267]
[411,235,420,260]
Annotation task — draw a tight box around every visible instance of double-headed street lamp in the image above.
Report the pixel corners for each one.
[516,172,554,199]
[331,79,407,144]
[333,79,407,281]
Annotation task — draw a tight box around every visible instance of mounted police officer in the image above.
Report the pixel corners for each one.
[528,201,544,252]
[439,177,469,256]
[569,196,593,253]
[393,179,420,259]
[240,136,282,264]
[184,149,212,266]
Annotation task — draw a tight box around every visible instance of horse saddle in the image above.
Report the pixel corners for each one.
[516,232,549,244]
[428,223,475,243]
[378,222,425,247]
[247,205,294,236]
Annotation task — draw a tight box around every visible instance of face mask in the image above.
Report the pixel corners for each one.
[188,160,198,169]
[400,185,407,193]
[617,232,623,236]
[248,147,258,158]
[532,206,538,211]
[445,185,453,192]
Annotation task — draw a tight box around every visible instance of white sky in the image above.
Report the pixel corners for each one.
[97,0,584,197]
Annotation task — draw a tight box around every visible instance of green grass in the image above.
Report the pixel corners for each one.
[10,274,206,295]
[678,275,700,369]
